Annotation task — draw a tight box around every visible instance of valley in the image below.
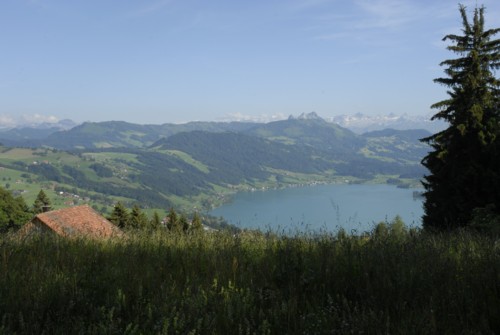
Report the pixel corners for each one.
[0,113,428,216]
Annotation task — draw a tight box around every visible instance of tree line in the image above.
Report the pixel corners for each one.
[107,202,203,233]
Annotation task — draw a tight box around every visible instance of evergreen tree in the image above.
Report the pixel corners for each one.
[150,211,162,230]
[129,205,148,230]
[179,214,189,232]
[108,202,130,229]
[33,189,51,214]
[166,208,178,231]
[0,186,32,232]
[191,212,203,232]
[421,4,500,229]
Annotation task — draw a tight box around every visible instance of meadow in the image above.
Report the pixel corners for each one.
[1,226,499,334]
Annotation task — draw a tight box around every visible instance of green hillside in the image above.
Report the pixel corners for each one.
[152,131,333,182]
[245,115,364,155]
[361,129,431,164]
[0,146,163,212]
[39,121,259,149]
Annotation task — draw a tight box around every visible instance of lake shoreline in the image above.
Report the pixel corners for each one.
[210,182,424,233]
[206,174,423,211]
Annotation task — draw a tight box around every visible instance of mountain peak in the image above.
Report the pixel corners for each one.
[297,112,323,121]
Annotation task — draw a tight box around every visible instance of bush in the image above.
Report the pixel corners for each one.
[470,204,500,236]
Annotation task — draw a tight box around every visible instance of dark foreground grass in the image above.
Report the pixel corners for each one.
[1,228,499,334]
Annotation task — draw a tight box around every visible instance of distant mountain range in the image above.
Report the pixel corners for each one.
[218,111,447,134]
[0,113,432,171]
[0,119,77,144]
[0,118,76,131]
[326,113,447,134]
[0,112,446,139]
[0,112,432,158]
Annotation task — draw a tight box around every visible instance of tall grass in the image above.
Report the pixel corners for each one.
[1,228,499,334]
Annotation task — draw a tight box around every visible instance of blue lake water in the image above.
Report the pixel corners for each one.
[210,184,424,233]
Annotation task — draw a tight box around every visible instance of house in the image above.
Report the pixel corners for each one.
[22,205,123,239]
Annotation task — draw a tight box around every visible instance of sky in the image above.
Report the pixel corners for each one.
[1,0,500,126]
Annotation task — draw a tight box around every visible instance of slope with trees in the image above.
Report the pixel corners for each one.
[362,129,432,164]
[244,113,365,156]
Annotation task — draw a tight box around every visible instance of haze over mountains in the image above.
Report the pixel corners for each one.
[327,113,446,134]
[0,112,445,135]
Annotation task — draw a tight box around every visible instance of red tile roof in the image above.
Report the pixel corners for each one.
[32,205,122,238]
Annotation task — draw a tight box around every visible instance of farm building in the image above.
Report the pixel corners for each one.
[22,205,122,239]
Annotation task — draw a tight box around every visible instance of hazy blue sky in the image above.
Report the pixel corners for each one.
[1,0,499,125]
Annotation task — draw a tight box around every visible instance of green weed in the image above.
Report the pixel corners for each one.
[0,228,499,334]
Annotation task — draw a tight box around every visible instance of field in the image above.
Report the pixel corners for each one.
[1,227,499,334]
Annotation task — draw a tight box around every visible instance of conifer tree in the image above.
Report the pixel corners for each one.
[108,202,130,229]
[33,189,51,214]
[166,208,178,231]
[150,211,162,230]
[179,214,189,232]
[421,4,500,229]
[129,205,148,230]
[191,212,203,232]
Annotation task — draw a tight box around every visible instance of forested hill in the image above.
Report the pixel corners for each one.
[0,115,429,159]
[28,120,259,149]
[243,115,364,155]
[152,131,333,183]
[0,115,430,167]
[360,128,431,164]
[362,128,431,142]
[0,120,260,148]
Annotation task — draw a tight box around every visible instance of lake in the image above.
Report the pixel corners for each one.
[210,183,424,233]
